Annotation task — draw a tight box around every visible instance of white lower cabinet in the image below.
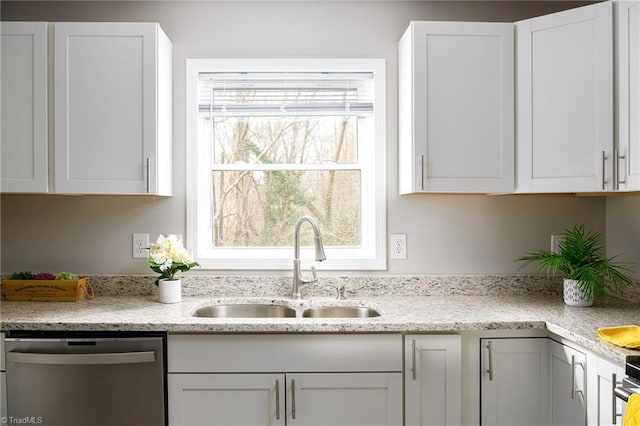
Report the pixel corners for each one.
[287,372,401,426]
[167,334,402,426]
[548,340,587,425]
[480,338,549,426]
[587,352,627,426]
[169,373,285,426]
[0,372,5,422]
[405,335,461,426]
[1,332,5,421]
[168,372,401,426]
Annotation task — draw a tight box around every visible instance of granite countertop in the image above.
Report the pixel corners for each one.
[1,289,639,364]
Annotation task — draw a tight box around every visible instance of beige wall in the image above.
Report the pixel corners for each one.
[606,196,640,280]
[0,1,619,276]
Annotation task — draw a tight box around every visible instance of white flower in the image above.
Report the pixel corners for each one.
[146,234,198,281]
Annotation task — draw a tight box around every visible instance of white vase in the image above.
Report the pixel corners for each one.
[158,278,181,304]
[563,279,593,307]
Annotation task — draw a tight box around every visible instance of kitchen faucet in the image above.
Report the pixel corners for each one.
[292,216,326,299]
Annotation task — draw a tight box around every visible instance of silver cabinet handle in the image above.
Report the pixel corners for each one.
[146,157,151,193]
[602,151,608,190]
[616,150,627,188]
[411,339,417,380]
[275,379,280,421]
[614,149,619,190]
[291,378,296,420]
[7,350,156,365]
[486,341,494,381]
[420,155,425,191]
[612,373,623,424]
[571,355,584,399]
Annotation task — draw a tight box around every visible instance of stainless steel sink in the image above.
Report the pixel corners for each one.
[193,304,296,318]
[302,307,381,318]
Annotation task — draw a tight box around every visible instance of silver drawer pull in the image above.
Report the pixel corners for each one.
[411,339,417,381]
[275,379,280,420]
[486,341,494,381]
[612,373,623,424]
[291,378,296,420]
[7,351,156,365]
[571,355,584,399]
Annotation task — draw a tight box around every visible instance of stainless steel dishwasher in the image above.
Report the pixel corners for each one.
[5,331,167,426]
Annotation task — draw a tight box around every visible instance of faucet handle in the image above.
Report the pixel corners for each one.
[309,266,318,281]
[299,266,318,285]
[325,284,347,300]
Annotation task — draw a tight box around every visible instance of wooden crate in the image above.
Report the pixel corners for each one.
[2,277,94,301]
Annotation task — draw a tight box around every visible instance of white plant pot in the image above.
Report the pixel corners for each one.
[158,278,181,304]
[563,279,593,307]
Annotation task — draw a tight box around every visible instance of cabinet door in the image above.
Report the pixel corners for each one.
[0,332,4,421]
[168,373,285,426]
[516,2,613,192]
[1,22,48,193]
[398,21,514,193]
[617,1,640,191]
[548,340,587,425]
[480,338,548,426]
[405,335,461,426]
[287,372,402,426]
[54,22,167,195]
[587,354,627,426]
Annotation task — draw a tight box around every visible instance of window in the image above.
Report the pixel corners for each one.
[186,59,386,270]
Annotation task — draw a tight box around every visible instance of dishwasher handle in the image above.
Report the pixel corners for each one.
[7,350,156,365]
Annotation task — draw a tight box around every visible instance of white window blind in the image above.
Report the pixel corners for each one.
[198,72,374,116]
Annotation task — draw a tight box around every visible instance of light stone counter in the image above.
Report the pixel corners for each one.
[1,275,639,363]
[1,290,638,364]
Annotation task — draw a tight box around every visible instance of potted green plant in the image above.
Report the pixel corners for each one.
[516,224,634,307]
[146,234,199,304]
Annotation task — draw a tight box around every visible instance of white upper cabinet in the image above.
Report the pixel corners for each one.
[617,1,640,191]
[1,22,49,193]
[399,21,514,193]
[516,2,614,193]
[54,22,172,195]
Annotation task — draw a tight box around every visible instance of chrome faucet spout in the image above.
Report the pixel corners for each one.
[292,216,326,299]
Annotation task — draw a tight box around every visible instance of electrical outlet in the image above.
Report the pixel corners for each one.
[133,233,149,259]
[551,234,563,254]
[390,234,407,259]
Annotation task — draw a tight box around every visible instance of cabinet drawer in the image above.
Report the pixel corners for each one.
[168,334,402,373]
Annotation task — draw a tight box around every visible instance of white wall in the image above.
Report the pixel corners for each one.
[606,197,640,280]
[0,0,613,276]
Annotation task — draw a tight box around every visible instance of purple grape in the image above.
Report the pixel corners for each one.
[35,272,56,280]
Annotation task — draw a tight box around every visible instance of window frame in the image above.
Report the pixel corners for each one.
[186,58,386,270]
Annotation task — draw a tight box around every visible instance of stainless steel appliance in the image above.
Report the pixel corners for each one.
[614,356,640,423]
[5,331,167,426]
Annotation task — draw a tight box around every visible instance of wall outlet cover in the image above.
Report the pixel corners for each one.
[390,233,407,259]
